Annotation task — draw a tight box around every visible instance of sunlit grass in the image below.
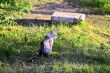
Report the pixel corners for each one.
[0,0,110,72]
[0,22,110,72]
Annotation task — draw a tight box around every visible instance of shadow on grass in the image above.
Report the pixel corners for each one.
[17,19,79,27]
[9,45,110,66]
[0,40,110,65]
[17,19,52,26]
[0,40,110,73]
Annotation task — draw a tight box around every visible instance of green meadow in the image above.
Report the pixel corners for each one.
[0,0,110,73]
[0,22,110,72]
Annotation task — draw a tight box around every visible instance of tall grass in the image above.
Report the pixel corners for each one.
[0,22,110,72]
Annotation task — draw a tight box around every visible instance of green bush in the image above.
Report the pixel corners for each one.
[81,0,110,14]
[99,4,110,14]
[66,0,110,14]
[80,0,108,7]
[0,0,35,25]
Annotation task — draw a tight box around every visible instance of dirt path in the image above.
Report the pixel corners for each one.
[18,1,78,26]
[18,1,110,27]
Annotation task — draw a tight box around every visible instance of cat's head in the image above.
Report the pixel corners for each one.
[45,29,57,39]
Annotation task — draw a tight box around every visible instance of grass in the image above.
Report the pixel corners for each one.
[0,20,110,72]
[0,0,110,73]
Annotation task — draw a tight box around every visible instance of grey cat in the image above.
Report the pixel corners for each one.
[39,30,57,57]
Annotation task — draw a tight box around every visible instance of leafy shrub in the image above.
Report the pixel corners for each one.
[99,4,110,14]
[0,0,35,25]
[82,0,110,14]
[66,0,110,14]
[80,0,107,7]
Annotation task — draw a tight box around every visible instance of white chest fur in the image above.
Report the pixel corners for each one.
[44,38,54,49]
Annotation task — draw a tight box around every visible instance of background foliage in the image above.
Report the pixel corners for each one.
[0,0,35,25]
[66,0,110,14]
